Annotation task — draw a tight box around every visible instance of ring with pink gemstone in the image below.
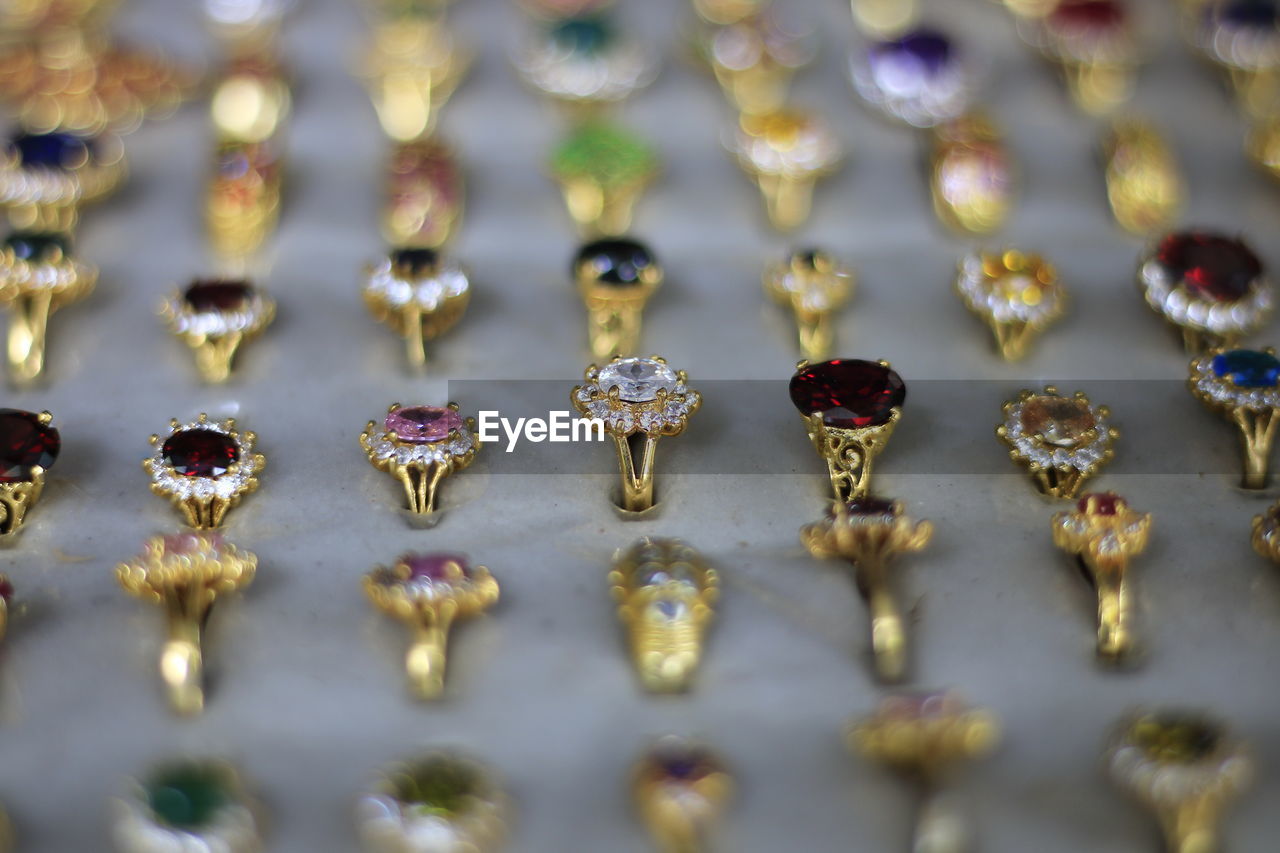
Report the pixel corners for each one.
[570,355,702,513]
[763,249,854,361]
[955,249,1065,361]
[997,386,1117,499]
[160,278,276,383]
[801,497,933,683]
[360,403,480,520]
[788,358,906,503]
[363,552,499,700]
[631,737,733,852]
[1136,230,1271,353]
[1051,492,1150,662]
[609,538,719,693]
[144,414,265,529]
[363,247,470,369]
[1188,346,1280,489]
[0,407,60,540]
[728,109,842,230]
[1023,0,1137,115]
[116,533,257,715]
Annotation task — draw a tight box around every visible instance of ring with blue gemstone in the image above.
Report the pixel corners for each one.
[363,247,471,368]
[0,131,125,231]
[1193,0,1280,117]
[632,736,733,852]
[0,231,98,385]
[111,758,262,852]
[1189,346,1280,488]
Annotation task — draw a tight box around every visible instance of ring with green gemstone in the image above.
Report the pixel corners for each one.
[111,758,262,853]
[550,120,658,236]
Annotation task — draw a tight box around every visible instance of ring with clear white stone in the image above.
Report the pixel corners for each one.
[362,253,471,368]
[996,387,1117,499]
[955,249,1064,361]
[356,752,508,853]
[145,415,264,529]
[112,758,261,853]
[571,355,701,512]
[515,30,657,103]
[360,402,480,520]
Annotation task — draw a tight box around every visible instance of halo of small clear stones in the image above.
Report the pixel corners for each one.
[1003,398,1113,471]
[1109,743,1251,808]
[575,381,700,435]
[0,255,93,293]
[956,253,1062,324]
[517,38,657,101]
[1138,257,1272,335]
[148,421,259,502]
[0,162,84,206]
[731,120,842,177]
[850,51,972,128]
[369,426,476,467]
[1199,16,1280,71]
[168,290,274,337]
[1190,355,1280,412]
[114,789,259,853]
[364,258,469,311]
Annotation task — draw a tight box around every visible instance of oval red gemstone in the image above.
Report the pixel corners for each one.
[1078,492,1124,515]
[1049,0,1126,31]
[0,408,60,482]
[1155,231,1262,303]
[184,279,253,313]
[162,428,240,478]
[789,359,906,428]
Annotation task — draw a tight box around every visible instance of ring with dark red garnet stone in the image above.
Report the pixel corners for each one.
[0,407,60,539]
[144,414,264,529]
[161,278,276,383]
[360,403,480,520]
[788,358,905,503]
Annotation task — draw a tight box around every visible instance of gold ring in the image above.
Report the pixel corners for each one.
[360,402,480,521]
[210,55,291,145]
[144,414,265,529]
[1192,2,1280,119]
[1107,710,1253,853]
[363,247,470,368]
[1028,0,1137,116]
[955,249,1064,361]
[632,736,733,853]
[514,10,657,110]
[363,15,470,141]
[117,533,257,715]
[1051,492,1150,661]
[384,139,463,248]
[0,131,125,231]
[364,552,498,700]
[997,386,1117,499]
[802,498,932,682]
[207,140,283,260]
[550,120,658,237]
[0,408,60,540]
[763,248,854,362]
[930,111,1015,235]
[700,11,816,115]
[574,238,662,360]
[850,0,920,38]
[571,355,701,513]
[161,279,276,383]
[0,231,98,386]
[1103,119,1183,236]
[788,358,905,504]
[691,0,768,26]
[609,538,718,693]
[1189,347,1280,489]
[730,109,841,230]
[112,758,262,852]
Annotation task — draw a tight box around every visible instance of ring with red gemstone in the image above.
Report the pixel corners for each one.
[1188,346,1280,488]
[1024,0,1136,115]
[763,248,854,361]
[788,358,905,504]
[161,278,276,383]
[112,757,262,851]
[0,230,99,385]
[997,386,1117,499]
[632,737,733,851]
[363,552,499,700]
[0,408,59,540]
[363,247,470,369]
[1137,230,1271,353]
[800,497,933,682]
[360,403,480,520]
[574,238,663,360]
[144,414,265,529]
[1051,492,1150,662]
[609,538,718,693]
[571,355,702,513]
[116,533,257,715]
[955,249,1064,361]
[0,131,126,231]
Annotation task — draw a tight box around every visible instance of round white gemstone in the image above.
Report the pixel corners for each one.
[596,357,678,402]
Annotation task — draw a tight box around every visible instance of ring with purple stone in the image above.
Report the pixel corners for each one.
[363,552,499,699]
[1051,492,1150,662]
[356,751,508,853]
[846,691,999,853]
[0,408,60,540]
[574,237,662,360]
[360,403,480,520]
[363,247,470,369]
[145,414,265,529]
[800,497,932,682]
[1023,0,1137,116]
[116,533,257,715]
[728,109,842,230]
[632,737,733,853]
[955,249,1064,361]
[0,131,126,231]
[1193,0,1280,117]
[1137,230,1272,353]
[788,359,906,504]
[112,757,262,852]
[697,10,817,115]
[1107,710,1253,853]
[609,538,718,693]
[571,355,702,513]
[515,11,658,109]
[851,29,974,128]
[0,230,98,385]
[763,249,854,361]
[161,278,277,383]
[997,386,1117,499]
[1189,347,1280,488]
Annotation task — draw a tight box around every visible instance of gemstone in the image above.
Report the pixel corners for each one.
[575,238,658,287]
[402,552,471,582]
[12,132,92,169]
[597,357,679,402]
[5,232,69,264]
[1078,492,1124,515]
[390,247,439,279]
[1018,396,1096,447]
[550,15,615,55]
[0,577,12,603]
[387,141,462,246]
[0,409,60,482]
[870,29,955,79]
[1129,714,1221,764]
[161,428,240,478]
[1212,348,1280,388]
[1154,232,1262,303]
[789,359,906,429]
[1049,0,1126,32]
[183,280,253,313]
[385,406,464,444]
[145,764,231,830]
[1218,0,1278,28]
[839,497,899,517]
[394,756,479,817]
[634,560,698,587]
[551,122,658,188]
[642,740,720,783]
